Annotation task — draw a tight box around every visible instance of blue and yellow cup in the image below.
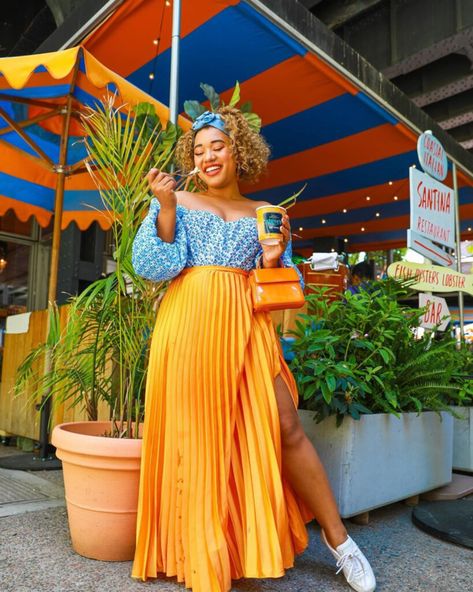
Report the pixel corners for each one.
[256,205,285,245]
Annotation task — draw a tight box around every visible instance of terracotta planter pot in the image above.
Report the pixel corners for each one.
[52,421,142,561]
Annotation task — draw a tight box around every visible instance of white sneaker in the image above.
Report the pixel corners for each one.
[321,530,376,592]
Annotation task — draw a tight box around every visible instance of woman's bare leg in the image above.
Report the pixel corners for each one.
[274,375,347,548]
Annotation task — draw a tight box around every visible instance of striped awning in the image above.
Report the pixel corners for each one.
[0,46,186,230]
[83,0,473,253]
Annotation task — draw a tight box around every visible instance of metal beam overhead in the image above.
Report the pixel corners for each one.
[309,0,473,172]
[310,0,384,30]
[424,88,473,128]
[393,53,473,107]
[382,29,473,79]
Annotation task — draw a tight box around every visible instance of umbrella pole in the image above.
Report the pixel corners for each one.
[453,161,465,340]
[39,63,78,460]
[38,171,66,459]
[169,0,182,124]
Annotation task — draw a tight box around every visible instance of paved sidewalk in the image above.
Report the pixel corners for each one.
[0,467,64,517]
[1,443,472,592]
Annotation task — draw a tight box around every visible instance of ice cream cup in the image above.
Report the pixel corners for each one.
[256,205,285,245]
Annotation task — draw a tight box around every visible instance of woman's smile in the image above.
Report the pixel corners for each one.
[202,163,223,177]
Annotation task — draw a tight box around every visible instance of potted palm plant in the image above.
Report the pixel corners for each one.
[289,280,471,518]
[15,97,179,561]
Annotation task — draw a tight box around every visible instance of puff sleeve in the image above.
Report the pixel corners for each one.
[132,199,188,281]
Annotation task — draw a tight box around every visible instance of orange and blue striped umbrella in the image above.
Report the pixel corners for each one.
[84,0,473,254]
[0,45,184,231]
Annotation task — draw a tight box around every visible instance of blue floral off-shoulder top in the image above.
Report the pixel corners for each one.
[132,198,303,286]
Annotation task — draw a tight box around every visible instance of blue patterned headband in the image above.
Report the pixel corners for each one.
[192,111,229,135]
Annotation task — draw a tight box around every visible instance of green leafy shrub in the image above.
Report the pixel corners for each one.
[289,280,473,424]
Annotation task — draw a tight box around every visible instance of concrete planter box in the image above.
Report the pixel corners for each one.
[299,410,453,518]
[451,406,473,472]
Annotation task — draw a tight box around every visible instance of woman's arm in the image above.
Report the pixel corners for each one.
[156,204,177,243]
[146,168,177,243]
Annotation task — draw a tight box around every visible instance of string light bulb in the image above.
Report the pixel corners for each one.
[321,219,326,224]
[0,243,6,273]
[469,227,472,232]
[394,196,398,201]
[375,212,380,217]
[165,0,171,6]
[342,208,347,213]
[298,227,303,231]
[388,181,393,185]
[344,238,348,243]
[153,39,158,45]
[366,196,371,201]
[149,73,155,80]
[361,227,365,232]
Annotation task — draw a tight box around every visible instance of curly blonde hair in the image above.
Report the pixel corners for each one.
[175,106,270,183]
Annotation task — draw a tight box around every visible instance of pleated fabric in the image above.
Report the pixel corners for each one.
[132,266,312,591]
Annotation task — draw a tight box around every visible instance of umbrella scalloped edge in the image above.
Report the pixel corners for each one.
[0,198,52,228]
[62,210,114,231]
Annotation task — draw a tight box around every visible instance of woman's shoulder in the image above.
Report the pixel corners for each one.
[175,191,197,209]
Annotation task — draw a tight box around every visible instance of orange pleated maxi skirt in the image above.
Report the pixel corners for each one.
[132,266,312,591]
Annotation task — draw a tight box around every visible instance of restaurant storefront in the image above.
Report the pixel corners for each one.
[0,212,50,380]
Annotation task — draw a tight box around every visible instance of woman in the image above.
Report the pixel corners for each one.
[131,106,376,592]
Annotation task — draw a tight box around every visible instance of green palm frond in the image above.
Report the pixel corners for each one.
[15,97,178,437]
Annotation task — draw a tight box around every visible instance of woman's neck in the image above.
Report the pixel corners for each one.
[204,180,244,202]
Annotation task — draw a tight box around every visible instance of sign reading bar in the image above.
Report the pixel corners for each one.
[419,293,450,331]
[417,130,448,181]
[409,167,455,249]
[407,230,455,268]
[387,261,473,295]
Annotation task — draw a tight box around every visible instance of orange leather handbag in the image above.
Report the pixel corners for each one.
[249,262,305,312]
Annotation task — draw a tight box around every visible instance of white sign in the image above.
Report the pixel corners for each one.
[419,293,450,331]
[409,167,455,248]
[407,230,455,268]
[417,131,448,181]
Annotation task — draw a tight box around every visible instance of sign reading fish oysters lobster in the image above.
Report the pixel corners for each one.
[387,261,473,296]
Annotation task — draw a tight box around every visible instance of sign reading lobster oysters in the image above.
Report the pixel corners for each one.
[387,261,473,296]
[409,167,455,248]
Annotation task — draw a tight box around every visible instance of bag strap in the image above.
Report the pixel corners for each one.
[256,255,285,269]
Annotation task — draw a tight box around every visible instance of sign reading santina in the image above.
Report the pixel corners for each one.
[409,167,455,249]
